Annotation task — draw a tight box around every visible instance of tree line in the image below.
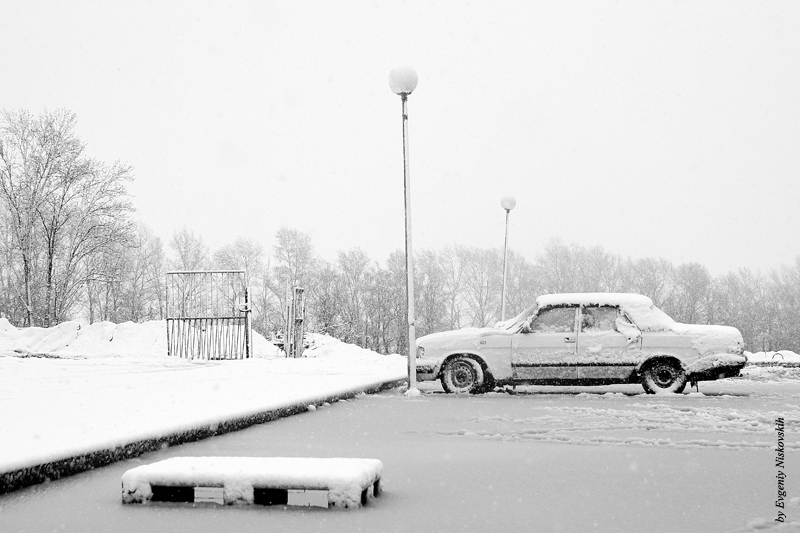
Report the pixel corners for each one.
[2,109,799,353]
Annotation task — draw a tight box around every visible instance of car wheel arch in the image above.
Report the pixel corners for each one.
[636,354,687,375]
[437,353,495,386]
[638,355,688,394]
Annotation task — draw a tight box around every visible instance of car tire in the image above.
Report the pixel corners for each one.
[441,356,485,394]
[641,360,687,394]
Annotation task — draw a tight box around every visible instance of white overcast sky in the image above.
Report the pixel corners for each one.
[2,0,798,274]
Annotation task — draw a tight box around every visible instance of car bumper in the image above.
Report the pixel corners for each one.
[686,354,747,381]
[415,358,440,382]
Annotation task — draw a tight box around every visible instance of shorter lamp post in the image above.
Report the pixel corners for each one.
[500,195,516,321]
[389,66,419,394]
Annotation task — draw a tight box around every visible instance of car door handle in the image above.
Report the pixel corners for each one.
[564,337,576,343]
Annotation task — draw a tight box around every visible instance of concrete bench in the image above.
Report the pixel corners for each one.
[121,457,383,509]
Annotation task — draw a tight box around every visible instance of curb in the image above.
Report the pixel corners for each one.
[0,378,406,495]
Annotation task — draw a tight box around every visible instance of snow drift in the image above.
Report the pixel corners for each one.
[0,318,279,358]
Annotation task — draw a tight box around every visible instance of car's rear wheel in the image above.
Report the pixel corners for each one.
[641,360,687,394]
[441,356,485,394]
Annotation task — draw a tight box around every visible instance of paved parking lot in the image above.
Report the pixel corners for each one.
[2,373,797,533]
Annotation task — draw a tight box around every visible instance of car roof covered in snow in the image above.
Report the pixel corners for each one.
[497,293,677,332]
[535,293,677,332]
[536,293,654,308]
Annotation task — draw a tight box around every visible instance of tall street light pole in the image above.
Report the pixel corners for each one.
[500,195,516,322]
[389,66,419,395]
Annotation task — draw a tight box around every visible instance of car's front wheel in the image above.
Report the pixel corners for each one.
[641,360,687,394]
[441,356,485,394]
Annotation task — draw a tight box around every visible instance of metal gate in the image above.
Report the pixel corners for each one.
[166,270,252,360]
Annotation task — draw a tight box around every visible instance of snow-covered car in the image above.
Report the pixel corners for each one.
[415,293,746,394]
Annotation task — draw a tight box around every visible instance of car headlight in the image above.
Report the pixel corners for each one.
[416,346,425,358]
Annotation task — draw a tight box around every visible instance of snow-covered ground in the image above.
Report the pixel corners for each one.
[0,320,405,479]
[1,319,799,532]
[1,374,798,533]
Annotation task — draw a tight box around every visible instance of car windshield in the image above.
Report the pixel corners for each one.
[495,304,538,331]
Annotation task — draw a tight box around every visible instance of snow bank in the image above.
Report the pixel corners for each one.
[0,319,279,359]
[746,350,800,364]
[304,333,398,360]
[121,457,382,508]
[0,317,17,334]
[0,321,82,354]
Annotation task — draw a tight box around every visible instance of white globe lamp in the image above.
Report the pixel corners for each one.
[389,66,418,95]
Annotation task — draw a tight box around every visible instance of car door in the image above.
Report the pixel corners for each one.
[511,305,578,381]
[576,305,640,380]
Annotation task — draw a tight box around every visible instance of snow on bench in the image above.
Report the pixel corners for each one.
[121,457,382,509]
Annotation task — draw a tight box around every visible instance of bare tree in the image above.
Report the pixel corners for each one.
[769,258,800,353]
[460,246,502,327]
[273,227,316,291]
[0,211,29,323]
[622,257,675,307]
[415,249,447,337]
[213,236,267,332]
[439,246,466,329]
[169,226,208,271]
[386,250,409,354]
[213,237,263,274]
[579,245,624,292]
[362,264,399,353]
[535,238,582,293]
[502,249,539,317]
[665,262,712,323]
[0,109,134,325]
[250,262,281,336]
[306,261,342,337]
[84,223,165,323]
[336,248,371,345]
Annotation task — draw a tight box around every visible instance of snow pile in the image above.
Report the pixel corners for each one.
[121,457,382,508]
[304,333,398,359]
[0,319,279,358]
[746,350,800,364]
[0,319,81,354]
[0,317,17,334]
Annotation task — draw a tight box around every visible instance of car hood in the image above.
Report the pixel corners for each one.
[671,323,744,356]
[417,327,512,351]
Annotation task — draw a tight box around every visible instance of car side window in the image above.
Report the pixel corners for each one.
[529,306,576,333]
[581,306,618,332]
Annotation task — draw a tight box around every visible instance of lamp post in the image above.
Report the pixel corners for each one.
[500,195,516,321]
[389,66,419,394]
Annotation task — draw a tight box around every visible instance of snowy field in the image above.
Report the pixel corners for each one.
[0,320,799,532]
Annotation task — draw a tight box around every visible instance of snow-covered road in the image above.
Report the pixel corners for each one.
[1,367,798,533]
[435,369,800,452]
